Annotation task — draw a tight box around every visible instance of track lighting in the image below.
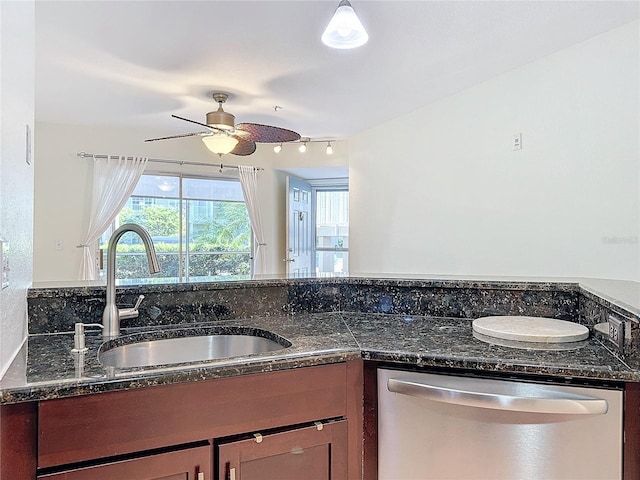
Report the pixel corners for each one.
[271,139,335,154]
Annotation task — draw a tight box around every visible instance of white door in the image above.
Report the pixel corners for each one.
[285,176,312,275]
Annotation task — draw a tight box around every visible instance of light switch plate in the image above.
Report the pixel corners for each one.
[0,239,8,289]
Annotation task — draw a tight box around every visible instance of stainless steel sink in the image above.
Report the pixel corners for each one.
[99,332,290,368]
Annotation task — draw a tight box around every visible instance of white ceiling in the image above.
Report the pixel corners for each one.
[35,1,639,142]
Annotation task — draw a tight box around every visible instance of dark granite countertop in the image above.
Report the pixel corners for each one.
[1,311,636,405]
[342,312,634,382]
[0,312,360,404]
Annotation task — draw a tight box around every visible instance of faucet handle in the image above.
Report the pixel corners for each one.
[119,294,145,320]
[133,294,145,310]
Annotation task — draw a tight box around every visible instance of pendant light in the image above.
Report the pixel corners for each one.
[322,0,368,50]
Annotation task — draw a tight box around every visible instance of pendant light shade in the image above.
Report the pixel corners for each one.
[202,133,239,155]
[322,0,368,49]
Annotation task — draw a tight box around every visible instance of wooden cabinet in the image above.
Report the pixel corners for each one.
[37,444,211,480]
[0,361,363,480]
[217,420,348,480]
[0,402,37,479]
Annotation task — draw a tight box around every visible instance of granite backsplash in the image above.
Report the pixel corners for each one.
[26,277,579,330]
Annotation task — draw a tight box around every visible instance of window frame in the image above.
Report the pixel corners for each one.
[310,179,349,275]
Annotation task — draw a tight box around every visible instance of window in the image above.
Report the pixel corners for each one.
[314,188,349,275]
[101,174,251,283]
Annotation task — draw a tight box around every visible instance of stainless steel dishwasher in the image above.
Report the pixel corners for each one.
[378,368,623,480]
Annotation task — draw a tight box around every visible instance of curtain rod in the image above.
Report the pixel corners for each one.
[76,152,263,171]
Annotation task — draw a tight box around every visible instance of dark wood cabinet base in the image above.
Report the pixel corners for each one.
[0,402,37,480]
[3,359,639,480]
[1,361,363,480]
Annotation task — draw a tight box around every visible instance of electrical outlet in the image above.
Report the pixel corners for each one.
[608,315,625,353]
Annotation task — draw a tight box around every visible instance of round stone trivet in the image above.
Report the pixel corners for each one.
[472,316,589,343]
[594,322,609,335]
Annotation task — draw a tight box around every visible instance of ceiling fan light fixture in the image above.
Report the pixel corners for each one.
[202,133,239,155]
[206,106,236,131]
[326,142,334,155]
[299,141,307,153]
[146,91,298,158]
[322,0,368,50]
[274,143,282,153]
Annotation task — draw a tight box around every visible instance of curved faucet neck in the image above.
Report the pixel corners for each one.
[103,223,160,338]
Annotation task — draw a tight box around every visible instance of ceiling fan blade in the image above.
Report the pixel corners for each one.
[172,114,225,133]
[230,137,257,156]
[145,131,207,142]
[236,123,301,143]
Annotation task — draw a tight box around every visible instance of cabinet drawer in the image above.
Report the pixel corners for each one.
[38,363,347,468]
[38,444,211,480]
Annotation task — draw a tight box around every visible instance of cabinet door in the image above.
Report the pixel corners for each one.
[217,420,347,480]
[38,444,211,480]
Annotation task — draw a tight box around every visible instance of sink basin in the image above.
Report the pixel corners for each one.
[99,330,291,368]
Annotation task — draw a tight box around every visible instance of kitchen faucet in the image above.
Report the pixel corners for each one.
[102,223,160,338]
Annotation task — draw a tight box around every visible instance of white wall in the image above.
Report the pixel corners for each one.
[350,21,639,282]
[33,123,348,282]
[33,22,638,285]
[0,1,35,376]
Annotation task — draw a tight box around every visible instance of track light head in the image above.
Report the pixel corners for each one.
[326,142,334,155]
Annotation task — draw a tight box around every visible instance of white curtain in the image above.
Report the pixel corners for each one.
[238,165,267,275]
[78,155,148,280]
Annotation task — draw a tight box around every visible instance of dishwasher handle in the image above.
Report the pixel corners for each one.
[387,378,609,415]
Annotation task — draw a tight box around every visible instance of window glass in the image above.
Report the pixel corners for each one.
[102,174,251,284]
[185,198,251,281]
[129,175,180,198]
[315,189,349,275]
[183,177,245,201]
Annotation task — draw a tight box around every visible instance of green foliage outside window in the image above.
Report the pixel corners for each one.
[105,200,252,281]
[190,202,250,251]
[119,206,181,237]
[111,244,250,279]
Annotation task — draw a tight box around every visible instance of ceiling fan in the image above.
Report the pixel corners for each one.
[145,92,301,156]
